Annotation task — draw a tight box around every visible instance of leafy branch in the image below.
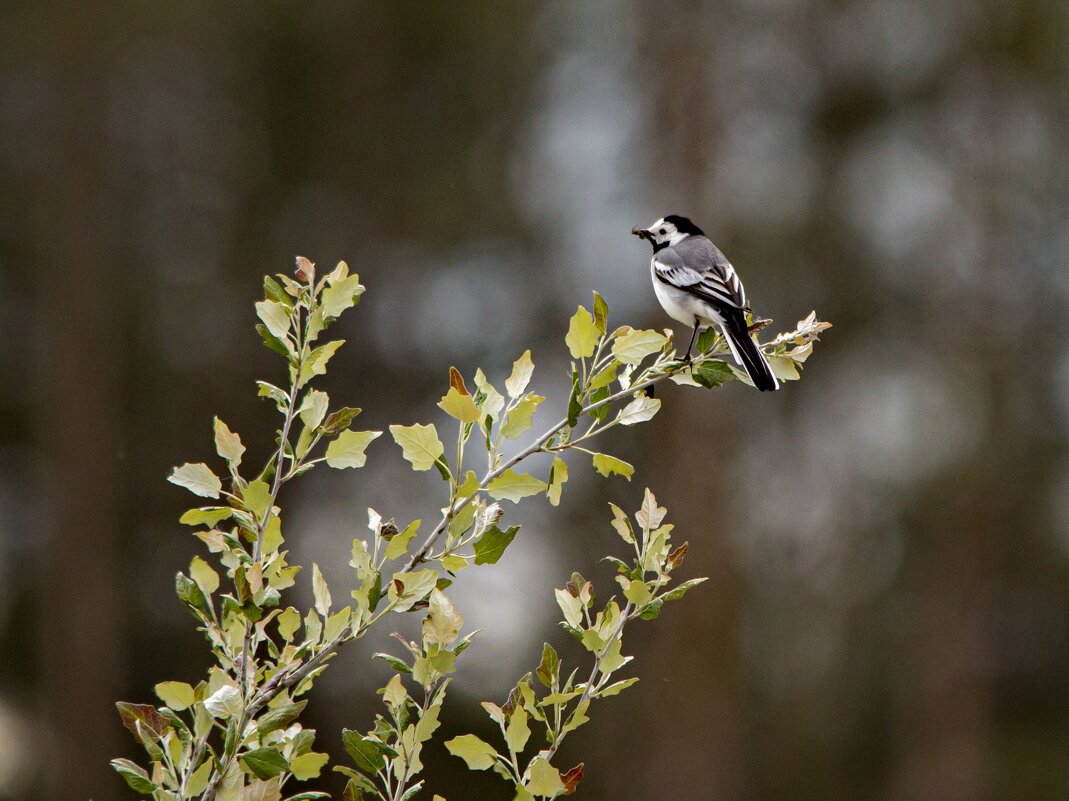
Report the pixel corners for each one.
[112,257,829,801]
[444,490,703,799]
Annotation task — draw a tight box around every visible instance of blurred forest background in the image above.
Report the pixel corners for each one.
[2,1,1069,800]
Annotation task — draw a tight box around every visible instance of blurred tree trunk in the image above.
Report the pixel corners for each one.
[29,5,127,799]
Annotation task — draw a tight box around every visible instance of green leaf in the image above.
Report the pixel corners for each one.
[277,607,301,641]
[441,554,468,574]
[445,734,499,771]
[439,387,482,423]
[179,507,233,527]
[373,652,412,673]
[641,526,672,573]
[554,588,583,629]
[321,406,363,435]
[320,273,365,319]
[566,371,582,428]
[505,350,535,398]
[616,395,660,426]
[116,702,171,739]
[416,698,444,743]
[257,323,293,359]
[256,299,292,340]
[541,688,583,704]
[297,390,330,430]
[187,759,213,795]
[263,275,290,304]
[587,385,611,422]
[244,778,283,801]
[299,340,345,387]
[536,643,559,688]
[342,730,387,774]
[526,757,565,797]
[447,502,477,541]
[169,463,222,499]
[639,599,664,619]
[473,525,519,565]
[593,291,609,333]
[239,486,271,527]
[501,393,544,440]
[422,587,464,646]
[389,423,445,471]
[473,369,505,421]
[692,359,735,388]
[434,456,453,481]
[589,360,620,390]
[597,677,639,697]
[505,706,530,754]
[154,681,195,711]
[110,758,155,794]
[565,306,599,359]
[257,380,289,409]
[190,555,220,594]
[546,457,568,506]
[175,572,207,613]
[660,577,709,602]
[321,603,349,641]
[388,569,438,612]
[618,576,653,606]
[325,430,382,469]
[255,700,307,736]
[241,747,289,780]
[203,685,242,719]
[767,353,801,381]
[384,519,420,561]
[213,417,245,466]
[696,327,717,354]
[312,563,331,616]
[456,471,480,498]
[261,515,284,557]
[335,771,376,800]
[612,328,667,364]
[486,470,547,503]
[289,752,330,781]
[560,699,589,735]
[591,453,634,480]
[608,503,634,543]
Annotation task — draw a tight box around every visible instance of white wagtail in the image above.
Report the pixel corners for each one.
[632,215,779,391]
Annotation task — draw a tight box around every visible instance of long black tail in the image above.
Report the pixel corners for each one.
[722,312,779,392]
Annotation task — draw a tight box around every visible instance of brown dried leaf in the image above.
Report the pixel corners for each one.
[561,763,585,795]
[448,366,469,395]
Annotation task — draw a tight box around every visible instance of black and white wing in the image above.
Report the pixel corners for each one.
[653,237,748,311]
[651,246,705,292]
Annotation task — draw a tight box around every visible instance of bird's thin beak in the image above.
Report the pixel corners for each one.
[631,227,649,240]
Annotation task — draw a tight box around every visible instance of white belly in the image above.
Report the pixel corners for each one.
[650,264,727,330]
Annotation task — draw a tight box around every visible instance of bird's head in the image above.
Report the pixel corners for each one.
[631,214,705,250]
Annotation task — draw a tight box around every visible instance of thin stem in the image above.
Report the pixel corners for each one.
[542,602,634,764]
[403,357,688,572]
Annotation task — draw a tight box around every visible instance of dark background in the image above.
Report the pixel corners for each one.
[3,2,1069,800]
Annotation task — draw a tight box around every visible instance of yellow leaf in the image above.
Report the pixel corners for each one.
[438,387,482,423]
[565,306,599,359]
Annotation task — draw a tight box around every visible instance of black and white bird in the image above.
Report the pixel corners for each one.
[632,214,779,391]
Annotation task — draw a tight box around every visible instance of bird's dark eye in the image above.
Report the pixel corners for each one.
[658,228,666,235]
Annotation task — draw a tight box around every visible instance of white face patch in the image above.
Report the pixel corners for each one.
[647,218,689,246]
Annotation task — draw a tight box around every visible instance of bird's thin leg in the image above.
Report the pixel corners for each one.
[683,319,700,362]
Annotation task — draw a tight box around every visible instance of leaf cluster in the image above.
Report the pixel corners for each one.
[113,257,830,801]
[443,490,703,799]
